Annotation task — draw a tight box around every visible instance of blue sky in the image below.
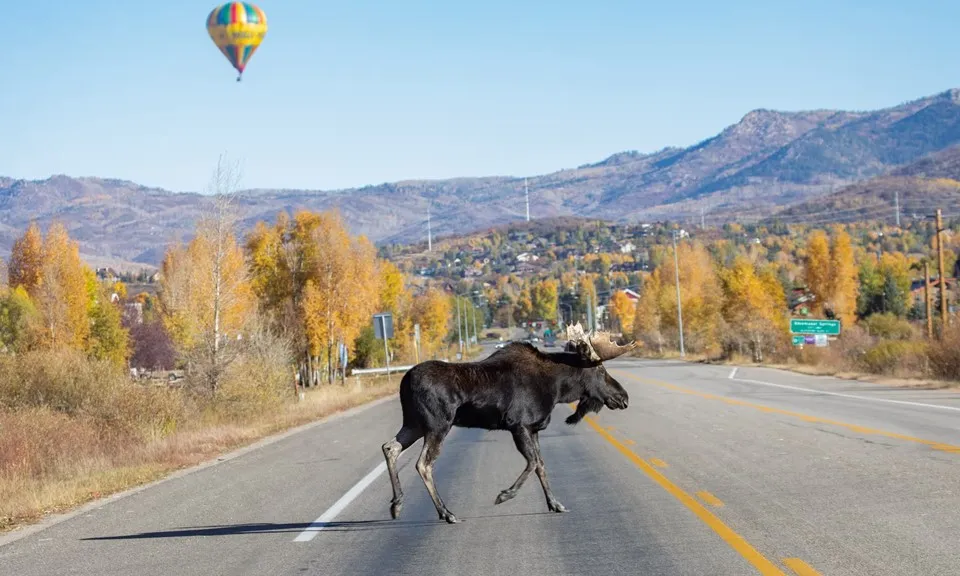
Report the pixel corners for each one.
[2,0,958,192]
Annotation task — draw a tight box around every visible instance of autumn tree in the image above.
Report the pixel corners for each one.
[634,270,665,353]
[609,290,637,335]
[37,222,91,349]
[633,241,723,355]
[802,228,858,327]
[719,257,787,362]
[530,279,558,322]
[829,229,858,327]
[87,277,131,367]
[412,287,452,359]
[803,230,832,316]
[8,222,44,295]
[0,286,41,353]
[301,211,379,384]
[158,158,254,391]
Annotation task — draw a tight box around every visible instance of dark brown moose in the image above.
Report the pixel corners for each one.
[381,322,637,523]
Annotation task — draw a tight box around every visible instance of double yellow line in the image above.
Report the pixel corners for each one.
[581,415,792,575]
[620,372,960,454]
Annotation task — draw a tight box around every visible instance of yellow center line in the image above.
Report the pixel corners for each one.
[579,413,787,576]
[697,490,725,507]
[649,458,669,468]
[783,558,823,576]
[616,371,960,454]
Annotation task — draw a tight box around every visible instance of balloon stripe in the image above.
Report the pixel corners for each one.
[243,3,257,24]
[218,4,232,26]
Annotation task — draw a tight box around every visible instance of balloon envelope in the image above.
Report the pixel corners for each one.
[206,2,268,79]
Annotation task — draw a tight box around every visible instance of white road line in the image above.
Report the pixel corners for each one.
[730,375,960,413]
[293,462,386,542]
[728,367,738,379]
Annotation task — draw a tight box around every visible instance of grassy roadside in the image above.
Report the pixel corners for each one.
[0,341,493,537]
[630,350,960,390]
[0,369,400,535]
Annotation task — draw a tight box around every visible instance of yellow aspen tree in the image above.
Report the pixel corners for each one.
[8,222,44,296]
[37,222,91,350]
[413,287,452,359]
[719,257,787,362]
[609,290,637,335]
[829,229,858,328]
[803,230,832,317]
[634,269,664,353]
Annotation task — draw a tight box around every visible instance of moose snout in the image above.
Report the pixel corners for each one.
[607,393,629,410]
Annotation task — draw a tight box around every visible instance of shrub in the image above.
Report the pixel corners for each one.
[0,349,184,440]
[860,340,928,376]
[861,313,916,341]
[927,323,960,381]
[209,321,295,421]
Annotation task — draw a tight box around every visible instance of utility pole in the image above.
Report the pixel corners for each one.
[524,178,530,222]
[700,206,705,229]
[586,292,594,332]
[427,204,432,252]
[456,296,463,357]
[924,261,934,339]
[672,230,685,357]
[894,191,900,228]
[471,301,478,346]
[937,209,948,330]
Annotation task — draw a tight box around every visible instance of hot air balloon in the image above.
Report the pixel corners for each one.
[206,2,268,82]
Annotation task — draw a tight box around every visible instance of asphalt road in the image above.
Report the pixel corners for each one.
[2,354,960,575]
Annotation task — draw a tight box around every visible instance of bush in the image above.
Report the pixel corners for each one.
[861,313,916,341]
[927,323,960,381]
[860,340,928,376]
[0,349,184,440]
[209,321,295,421]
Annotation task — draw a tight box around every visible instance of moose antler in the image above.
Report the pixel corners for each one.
[588,331,638,361]
[566,322,637,362]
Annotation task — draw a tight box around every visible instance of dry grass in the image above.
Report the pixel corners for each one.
[641,323,960,391]
[0,349,400,534]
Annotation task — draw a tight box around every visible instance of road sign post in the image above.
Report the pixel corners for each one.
[373,313,394,379]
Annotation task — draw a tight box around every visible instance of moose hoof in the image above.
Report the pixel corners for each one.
[548,501,568,513]
[494,490,515,505]
[440,512,459,524]
[390,501,403,519]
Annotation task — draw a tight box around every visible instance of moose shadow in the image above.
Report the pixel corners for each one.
[80,511,558,541]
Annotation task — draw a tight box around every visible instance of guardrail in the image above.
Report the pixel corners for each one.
[351,365,415,375]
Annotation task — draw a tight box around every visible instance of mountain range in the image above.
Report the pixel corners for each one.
[4,88,960,270]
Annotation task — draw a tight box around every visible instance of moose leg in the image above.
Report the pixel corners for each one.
[494,427,538,505]
[382,425,423,520]
[416,430,458,524]
[532,431,567,513]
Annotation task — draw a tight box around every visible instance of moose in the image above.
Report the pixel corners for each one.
[381,323,637,524]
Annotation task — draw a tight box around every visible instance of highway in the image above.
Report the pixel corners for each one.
[2,350,959,575]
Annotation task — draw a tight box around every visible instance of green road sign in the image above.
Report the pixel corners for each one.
[789,318,840,335]
[792,335,805,346]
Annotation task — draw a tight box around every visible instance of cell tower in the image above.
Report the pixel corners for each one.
[525,178,530,222]
[427,203,432,251]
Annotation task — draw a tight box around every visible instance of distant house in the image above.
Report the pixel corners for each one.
[789,288,816,316]
[516,252,539,263]
[96,267,119,281]
[619,241,636,254]
[620,288,641,302]
[909,277,956,311]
